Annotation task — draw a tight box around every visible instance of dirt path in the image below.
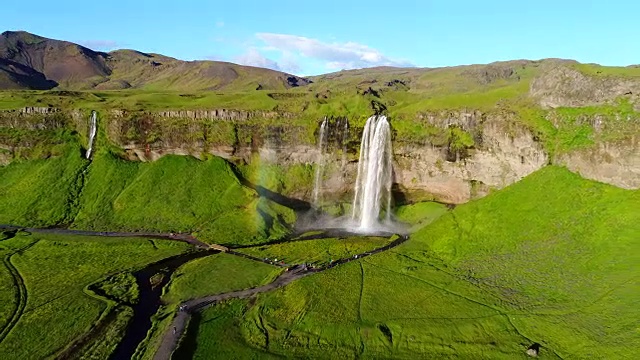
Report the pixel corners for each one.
[1,224,409,359]
[0,225,211,248]
[153,234,410,360]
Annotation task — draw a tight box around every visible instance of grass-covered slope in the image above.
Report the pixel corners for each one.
[71,150,295,245]
[186,166,639,359]
[0,139,88,226]
[0,134,295,246]
[0,231,189,359]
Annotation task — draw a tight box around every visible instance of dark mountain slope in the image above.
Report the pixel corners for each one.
[0,31,310,91]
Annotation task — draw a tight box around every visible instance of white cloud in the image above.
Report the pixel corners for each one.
[255,33,413,70]
[235,48,281,71]
[233,48,302,74]
[79,40,119,50]
[279,51,301,74]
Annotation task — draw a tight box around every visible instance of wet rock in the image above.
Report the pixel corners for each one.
[370,100,386,114]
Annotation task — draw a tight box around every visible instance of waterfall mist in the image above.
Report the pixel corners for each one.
[299,114,404,235]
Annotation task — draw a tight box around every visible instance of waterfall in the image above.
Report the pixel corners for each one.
[312,117,328,205]
[352,115,393,229]
[86,111,97,159]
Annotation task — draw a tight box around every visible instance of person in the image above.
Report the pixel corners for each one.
[173,326,177,334]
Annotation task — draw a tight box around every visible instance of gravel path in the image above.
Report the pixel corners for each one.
[1,224,408,360]
[153,234,409,360]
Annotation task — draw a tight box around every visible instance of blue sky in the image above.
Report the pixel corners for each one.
[4,1,640,75]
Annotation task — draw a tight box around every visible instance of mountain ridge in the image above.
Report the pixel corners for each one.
[0,30,311,91]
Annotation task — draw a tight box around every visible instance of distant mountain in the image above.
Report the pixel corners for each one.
[0,31,311,91]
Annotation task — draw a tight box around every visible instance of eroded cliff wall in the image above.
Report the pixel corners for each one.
[1,106,637,204]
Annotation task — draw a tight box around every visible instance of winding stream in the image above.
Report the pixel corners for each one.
[1,225,407,360]
[110,250,213,360]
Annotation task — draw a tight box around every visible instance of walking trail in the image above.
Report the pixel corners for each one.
[152,234,409,360]
[1,224,408,360]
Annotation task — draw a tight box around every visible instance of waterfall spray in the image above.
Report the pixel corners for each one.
[86,111,97,159]
[312,117,328,205]
[352,115,392,229]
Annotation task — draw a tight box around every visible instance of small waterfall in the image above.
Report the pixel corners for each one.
[352,115,393,229]
[312,117,328,205]
[86,111,97,159]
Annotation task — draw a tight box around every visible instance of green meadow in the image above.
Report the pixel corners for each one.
[163,253,283,304]
[237,235,395,266]
[181,166,640,359]
[0,231,189,359]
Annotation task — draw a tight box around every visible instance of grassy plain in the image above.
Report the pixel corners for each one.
[163,253,282,304]
[0,231,190,359]
[237,235,394,266]
[175,299,279,360]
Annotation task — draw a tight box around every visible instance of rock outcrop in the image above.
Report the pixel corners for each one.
[393,118,548,203]
[557,137,640,189]
[530,64,640,108]
[0,107,64,129]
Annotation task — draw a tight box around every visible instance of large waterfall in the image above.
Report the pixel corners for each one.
[86,111,97,159]
[352,115,393,229]
[312,117,328,205]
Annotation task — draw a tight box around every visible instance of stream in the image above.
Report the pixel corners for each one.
[1,225,407,359]
[110,250,214,360]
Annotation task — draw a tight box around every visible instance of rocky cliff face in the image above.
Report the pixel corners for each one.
[393,119,548,203]
[530,64,640,109]
[557,137,640,189]
[1,106,637,204]
[99,109,546,203]
[0,107,71,161]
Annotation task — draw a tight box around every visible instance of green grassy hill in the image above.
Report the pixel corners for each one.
[183,166,639,359]
[74,150,295,245]
[0,133,295,245]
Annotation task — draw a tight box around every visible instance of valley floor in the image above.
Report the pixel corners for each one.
[0,162,638,359]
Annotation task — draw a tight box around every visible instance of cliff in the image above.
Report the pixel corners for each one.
[1,104,638,203]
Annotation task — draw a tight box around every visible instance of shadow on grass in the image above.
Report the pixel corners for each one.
[227,161,311,212]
